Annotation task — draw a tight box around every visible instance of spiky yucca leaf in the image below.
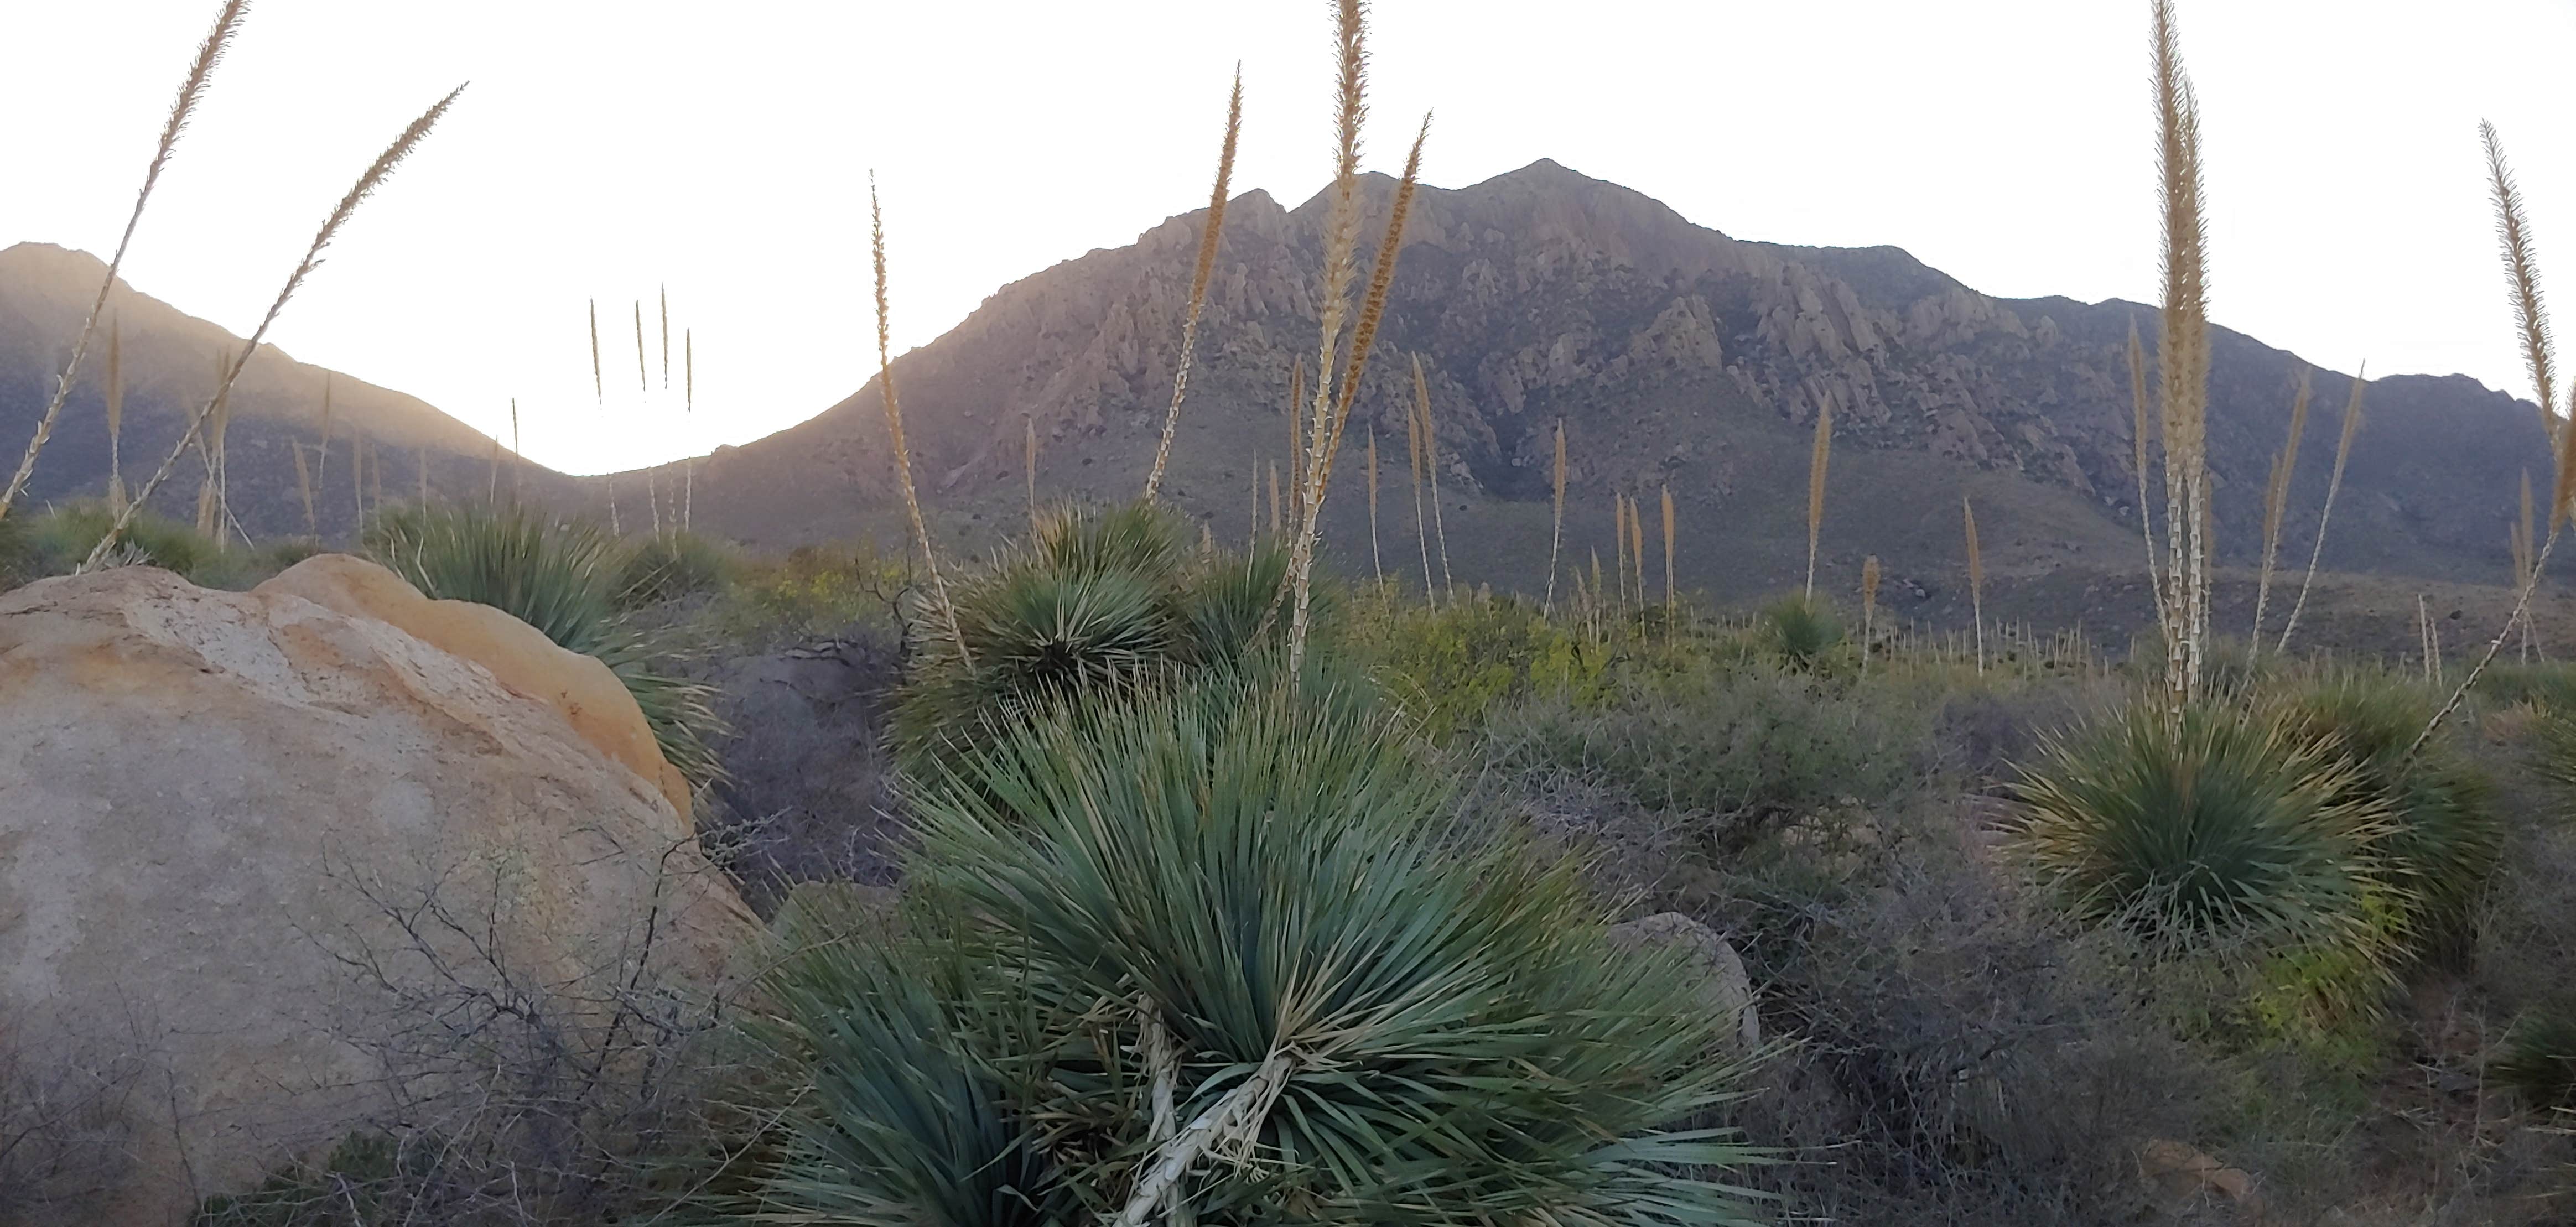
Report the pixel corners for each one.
[2009,699,2403,956]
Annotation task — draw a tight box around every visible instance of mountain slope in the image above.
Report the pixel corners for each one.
[674,159,2544,632]
[0,242,567,540]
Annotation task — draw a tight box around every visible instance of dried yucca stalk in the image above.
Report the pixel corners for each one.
[105,316,127,513]
[1612,493,1630,608]
[1283,108,1430,667]
[2276,366,2364,653]
[1860,554,1881,674]
[1805,389,1832,598]
[1366,428,1382,584]
[416,446,429,507]
[1025,415,1038,529]
[1286,357,1305,526]
[2418,122,2569,750]
[1269,462,1281,535]
[659,282,670,389]
[316,373,335,527]
[633,300,648,393]
[1143,67,1244,503]
[1964,493,1986,674]
[2127,318,2162,609]
[507,395,518,499]
[589,300,604,411]
[1420,358,1453,599]
[2516,469,2536,661]
[2149,0,2213,709]
[293,442,317,535]
[1630,490,1646,608]
[3,0,246,522]
[867,174,969,667]
[2250,366,2312,653]
[1406,362,1431,602]
[1661,483,1675,611]
[1545,417,1567,615]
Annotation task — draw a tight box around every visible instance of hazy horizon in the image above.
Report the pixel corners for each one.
[4,0,2572,476]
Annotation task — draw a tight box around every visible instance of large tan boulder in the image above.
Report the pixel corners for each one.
[0,563,755,1224]
[1606,912,1761,1056]
[253,553,694,818]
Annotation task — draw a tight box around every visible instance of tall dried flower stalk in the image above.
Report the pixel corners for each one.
[868,174,970,668]
[2516,469,2537,661]
[1025,415,1038,529]
[485,428,499,506]
[1284,110,1429,667]
[1860,554,1882,674]
[1660,484,1675,611]
[415,446,429,506]
[2418,122,2570,751]
[2149,0,2213,709]
[1366,428,1382,584]
[2127,318,2162,611]
[2276,366,2364,653]
[632,300,648,393]
[1613,494,1630,609]
[1269,462,1282,535]
[3,0,247,522]
[659,283,670,389]
[1630,490,1646,609]
[1805,388,1832,597]
[1964,494,1986,674]
[1406,362,1432,603]
[105,317,127,513]
[1545,417,1567,615]
[2250,366,2312,653]
[1142,67,1244,502]
[506,395,517,499]
[293,442,317,535]
[589,301,604,410]
[1286,358,1305,526]
[1420,361,1453,599]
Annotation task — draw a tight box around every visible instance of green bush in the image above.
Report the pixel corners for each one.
[365,503,725,789]
[2007,699,2401,957]
[2493,1004,2576,1110]
[1353,593,1618,741]
[5,501,242,587]
[1493,663,1924,849]
[892,502,1334,761]
[705,542,908,649]
[615,531,732,609]
[2267,670,2500,945]
[1758,594,1845,670]
[746,673,1766,1224]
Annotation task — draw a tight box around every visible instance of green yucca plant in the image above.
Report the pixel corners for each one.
[2494,1005,2576,1110]
[364,502,725,788]
[2266,670,2500,946]
[1759,593,1844,669]
[615,529,733,608]
[750,673,1767,1225]
[2008,698,2403,956]
[893,501,1336,763]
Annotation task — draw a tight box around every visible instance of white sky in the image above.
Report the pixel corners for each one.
[5,1,2572,476]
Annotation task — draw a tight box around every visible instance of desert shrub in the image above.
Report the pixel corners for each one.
[1354,592,1617,741]
[2267,669,2500,947]
[1758,595,1844,669]
[2007,699,2401,958]
[4,501,240,587]
[738,673,1767,1224]
[892,502,1336,761]
[1492,663,1926,853]
[365,503,726,789]
[615,530,731,609]
[703,542,908,652]
[2494,1005,2576,1111]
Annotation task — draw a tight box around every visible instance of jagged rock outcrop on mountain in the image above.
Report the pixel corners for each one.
[676,160,2542,600]
[0,560,751,1223]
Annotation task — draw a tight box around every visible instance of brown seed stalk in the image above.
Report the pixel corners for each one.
[867,173,970,667]
[1144,66,1244,503]
[3,0,248,521]
[2251,366,2311,653]
[1805,387,1832,598]
[1545,417,1567,615]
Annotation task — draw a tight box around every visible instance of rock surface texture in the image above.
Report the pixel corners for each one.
[0,559,752,1224]
[1606,911,1761,1055]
